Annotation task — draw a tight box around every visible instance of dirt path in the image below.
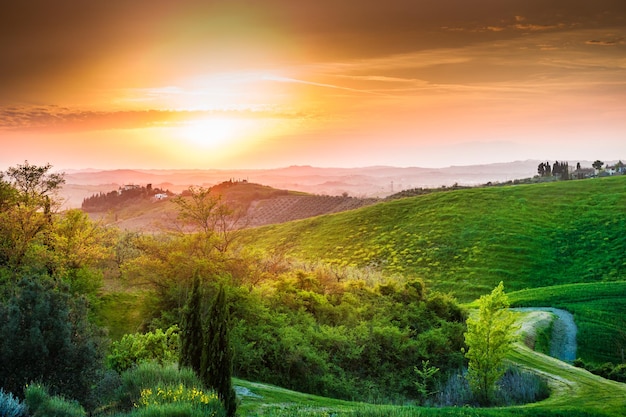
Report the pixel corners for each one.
[513,307,577,362]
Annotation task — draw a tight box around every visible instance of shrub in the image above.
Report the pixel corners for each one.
[23,384,48,415]
[494,366,550,406]
[107,326,180,373]
[435,366,549,407]
[23,384,85,417]
[116,362,203,411]
[0,388,27,417]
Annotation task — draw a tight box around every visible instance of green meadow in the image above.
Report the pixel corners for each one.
[241,176,626,302]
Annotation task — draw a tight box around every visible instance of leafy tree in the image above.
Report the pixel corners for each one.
[49,209,114,297]
[464,281,517,405]
[0,162,65,274]
[592,160,604,171]
[172,186,243,253]
[200,285,237,417]
[0,275,104,406]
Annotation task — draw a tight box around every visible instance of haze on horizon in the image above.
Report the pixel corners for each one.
[1,1,625,171]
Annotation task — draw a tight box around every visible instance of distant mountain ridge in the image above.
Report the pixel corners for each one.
[60,160,559,207]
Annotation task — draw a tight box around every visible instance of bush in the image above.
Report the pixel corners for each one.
[116,362,204,411]
[495,366,550,406]
[107,326,180,373]
[0,388,27,417]
[23,384,85,417]
[435,366,549,407]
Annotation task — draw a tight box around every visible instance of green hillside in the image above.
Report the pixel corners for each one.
[508,282,626,364]
[242,176,626,302]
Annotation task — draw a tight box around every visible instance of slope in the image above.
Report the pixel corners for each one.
[241,176,626,302]
[231,309,626,417]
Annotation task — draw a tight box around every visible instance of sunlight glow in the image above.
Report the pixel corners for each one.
[177,117,251,149]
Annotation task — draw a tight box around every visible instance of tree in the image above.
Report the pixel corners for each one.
[172,186,244,254]
[49,209,114,297]
[0,162,65,274]
[200,285,237,417]
[592,160,604,171]
[0,275,104,405]
[179,275,204,374]
[464,281,517,405]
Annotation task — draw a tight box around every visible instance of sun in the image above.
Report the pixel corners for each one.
[178,117,249,149]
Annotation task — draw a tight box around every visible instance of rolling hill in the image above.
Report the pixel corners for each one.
[240,176,626,367]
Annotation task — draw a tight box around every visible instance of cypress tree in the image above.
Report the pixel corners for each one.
[179,275,203,374]
[200,285,237,417]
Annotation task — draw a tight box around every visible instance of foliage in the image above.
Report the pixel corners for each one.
[0,388,27,417]
[179,275,203,374]
[574,358,626,383]
[0,162,64,275]
[48,209,114,297]
[171,186,243,253]
[413,360,439,403]
[107,326,180,373]
[137,384,221,408]
[82,184,170,212]
[225,273,466,403]
[464,282,517,405]
[24,384,85,417]
[200,285,237,417]
[0,275,104,407]
[116,362,203,411]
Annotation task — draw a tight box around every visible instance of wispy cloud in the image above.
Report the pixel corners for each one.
[0,106,308,132]
[585,38,625,46]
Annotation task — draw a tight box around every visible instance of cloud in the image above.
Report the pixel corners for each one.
[585,38,625,46]
[0,106,306,132]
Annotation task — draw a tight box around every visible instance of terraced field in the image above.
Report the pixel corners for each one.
[247,194,377,227]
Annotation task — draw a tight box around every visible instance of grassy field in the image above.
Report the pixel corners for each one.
[241,176,626,302]
[507,282,626,364]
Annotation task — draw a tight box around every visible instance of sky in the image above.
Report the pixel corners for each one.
[1,0,625,170]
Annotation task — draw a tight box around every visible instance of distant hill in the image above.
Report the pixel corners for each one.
[59,160,554,208]
[84,181,378,231]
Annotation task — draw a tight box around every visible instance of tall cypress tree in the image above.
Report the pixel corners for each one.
[179,275,203,374]
[200,285,237,417]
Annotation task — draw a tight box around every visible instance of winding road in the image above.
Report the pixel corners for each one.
[513,307,577,362]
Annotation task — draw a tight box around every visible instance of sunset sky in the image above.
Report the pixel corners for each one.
[1,0,625,170]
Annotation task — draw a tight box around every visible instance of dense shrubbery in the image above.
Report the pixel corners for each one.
[24,384,86,417]
[107,326,180,373]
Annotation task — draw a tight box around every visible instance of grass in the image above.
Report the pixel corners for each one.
[233,176,626,415]
[507,282,626,364]
[95,291,148,341]
[241,176,626,301]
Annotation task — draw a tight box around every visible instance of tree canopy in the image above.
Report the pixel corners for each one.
[464,281,517,405]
